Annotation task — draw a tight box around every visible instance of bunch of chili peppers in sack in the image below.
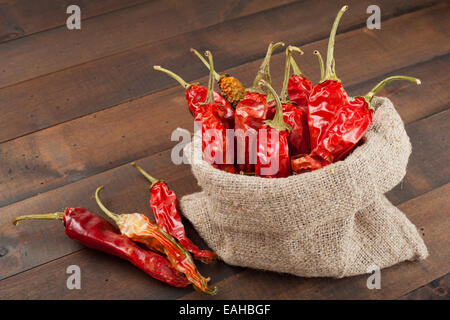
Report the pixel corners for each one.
[157,5,420,177]
[13,163,218,295]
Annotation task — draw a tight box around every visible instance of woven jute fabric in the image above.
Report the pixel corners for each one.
[180,97,428,278]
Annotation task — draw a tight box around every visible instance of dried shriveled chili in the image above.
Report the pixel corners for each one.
[191,48,245,108]
[13,207,189,287]
[292,76,421,173]
[131,162,218,263]
[153,65,234,125]
[95,186,217,295]
[234,42,284,173]
[287,47,314,110]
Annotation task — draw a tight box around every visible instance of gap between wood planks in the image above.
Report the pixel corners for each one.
[0,1,444,143]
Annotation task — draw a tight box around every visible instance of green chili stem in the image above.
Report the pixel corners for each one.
[364,75,421,108]
[204,51,215,104]
[190,48,221,82]
[251,42,284,89]
[13,212,64,225]
[95,186,121,224]
[324,5,348,81]
[281,46,303,101]
[154,65,190,89]
[288,46,304,77]
[314,50,325,81]
[130,162,160,188]
[259,80,291,132]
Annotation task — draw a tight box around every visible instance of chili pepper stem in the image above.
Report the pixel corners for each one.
[13,212,64,225]
[281,46,303,101]
[204,51,216,104]
[259,80,292,132]
[314,50,325,81]
[130,162,160,188]
[364,75,421,109]
[190,48,221,82]
[251,42,285,89]
[153,66,191,90]
[324,5,348,81]
[95,186,121,224]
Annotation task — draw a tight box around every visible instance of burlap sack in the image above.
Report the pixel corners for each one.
[180,97,428,278]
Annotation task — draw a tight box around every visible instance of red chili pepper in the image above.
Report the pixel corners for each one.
[191,48,246,108]
[95,187,217,295]
[255,80,291,178]
[131,162,218,264]
[235,42,284,173]
[12,208,189,287]
[287,48,314,110]
[292,76,421,173]
[280,46,311,156]
[153,65,234,125]
[308,6,350,150]
[195,51,236,173]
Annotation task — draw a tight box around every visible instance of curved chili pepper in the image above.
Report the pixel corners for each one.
[131,162,218,263]
[235,42,284,173]
[191,48,245,108]
[95,186,217,295]
[13,208,189,287]
[287,47,314,110]
[308,6,350,150]
[255,80,291,178]
[153,65,234,125]
[292,76,421,173]
[195,51,236,173]
[280,46,311,156]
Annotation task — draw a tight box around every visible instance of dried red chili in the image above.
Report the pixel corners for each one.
[287,47,314,110]
[235,42,284,173]
[95,186,217,295]
[153,65,234,125]
[13,208,189,287]
[255,80,291,178]
[195,51,236,173]
[280,46,311,156]
[308,6,350,150]
[292,76,421,173]
[191,48,245,108]
[131,162,218,263]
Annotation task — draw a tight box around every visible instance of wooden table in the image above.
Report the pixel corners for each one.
[0,0,448,300]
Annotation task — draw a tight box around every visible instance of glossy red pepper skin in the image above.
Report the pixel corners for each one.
[235,92,274,172]
[307,80,349,150]
[287,75,313,109]
[292,97,373,173]
[282,102,310,156]
[150,182,218,263]
[195,103,236,173]
[255,127,291,178]
[186,85,234,126]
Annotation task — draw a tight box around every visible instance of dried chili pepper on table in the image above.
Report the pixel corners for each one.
[280,46,311,156]
[153,65,234,125]
[95,186,217,294]
[292,76,421,173]
[191,48,245,108]
[255,80,292,178]
[308,6,350,150]
[13,208,189,287]
[131,162,218,263]
[234,42,284,173]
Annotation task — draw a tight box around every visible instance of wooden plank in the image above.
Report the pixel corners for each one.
[398,273,449,300]
[0,0,297,88]
[0,1,444,144]
[0,0,149,43]
[1,180,447,299]
[0,108,448,293]
[0,16,448,208]
[179,183,450,300]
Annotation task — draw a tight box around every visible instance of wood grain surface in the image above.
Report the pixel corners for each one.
[0,0,448,300]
